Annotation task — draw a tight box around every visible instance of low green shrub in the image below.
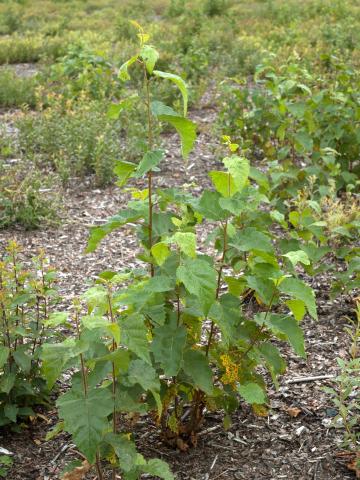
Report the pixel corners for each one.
[15,101,124,186]
[0,162,59,230]
[324,303,360,468]
[0,241,61,426]
[0,35,66,65]
[0,69,38,108]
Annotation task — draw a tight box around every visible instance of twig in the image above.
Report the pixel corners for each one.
[285,374,335,384]
[198,425,221,437]
[204,454,218,480]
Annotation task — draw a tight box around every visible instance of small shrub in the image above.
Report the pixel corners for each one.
[0,69,38,108]
[324,303,360,469]
[0,241,61,426]
[0,162,59,230]
[16,101,124,186]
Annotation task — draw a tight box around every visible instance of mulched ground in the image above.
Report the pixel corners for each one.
[0,97,358,479]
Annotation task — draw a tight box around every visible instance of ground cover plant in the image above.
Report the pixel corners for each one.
[0,1,359,479]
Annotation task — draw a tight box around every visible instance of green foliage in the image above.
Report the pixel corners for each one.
[0,242,61,426]
[0,454,13,478]
[0,162,59,230]
[0,69,38,108]
[15,101,124,186]
[59,33,314,471]
[323,303,360,459]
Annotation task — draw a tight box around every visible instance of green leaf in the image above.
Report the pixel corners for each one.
[266,313,306,357]
[151,242,170,266]
[258,342,286,384]
[245,276,274,305]
[197,190,228,221]
[0,372,15,394]
[140,45,159,74]
[172,232,196,258]
[13,348,31,374]
[127,359,160,391]
[143,459,174,480]
[294,131,313,152]
[107,95,138,120]
[160,115,196,159]
[118,54,139,81]
[86,204,147,253]
[134,150,165,178]
[41,339,88,388]
[57,387,113,463]
[223,156,249,193]
[45,312,69,327]
[151,101,196,159]
[286,299,306,321]
[82,286,108,312]
[0,346,9,370]
[151,322,187,376]
[182,349,213,394]
[105,433,144,473]
[177,257,217,315]
[4,404,18,423]
[237,383,266,404]
[229,227,274,253]
[153,70,188,116]
[209,171,235,197]
[120,314,151,364]
[114,161,137,187]
[127,359,162,414]
[279,277,317,320]
[283,250,310,267]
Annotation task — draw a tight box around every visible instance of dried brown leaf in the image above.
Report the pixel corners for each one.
[61,460,91,480]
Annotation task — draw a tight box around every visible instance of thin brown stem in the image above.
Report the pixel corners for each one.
[143,61,154,277]
[107,289,118,480]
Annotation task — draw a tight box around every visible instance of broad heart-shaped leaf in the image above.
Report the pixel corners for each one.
[151,322,187,377]
[223,156,250,193]
[105,433,145,473]
[182,349,213,394]
[209,171,236,197]
[257,342,286,386]
[86,202,147,253]
[0,346,10,370]
[41,338,89,388]
[256,313,306,358]
[237,383,266,405]
[82,286,108,312]
[127,359,162,415]
[197,190,229,221]
[120,314,151,364]
[140,45,159,74]
[142,459,174,480]
[282,250,310,267]
[229,227,274,254]
[127,359,160,392]
[176,257,217,315]
[57,386,113,463]
[153,70,188,116]
[171,232,196,258]
[118,54,139,81]
[279,277,317,320]
[134,150,165,178]
[159,114,196,159]
[151,242,170,266]
[151,101,196,159]
[114,161,136,186]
